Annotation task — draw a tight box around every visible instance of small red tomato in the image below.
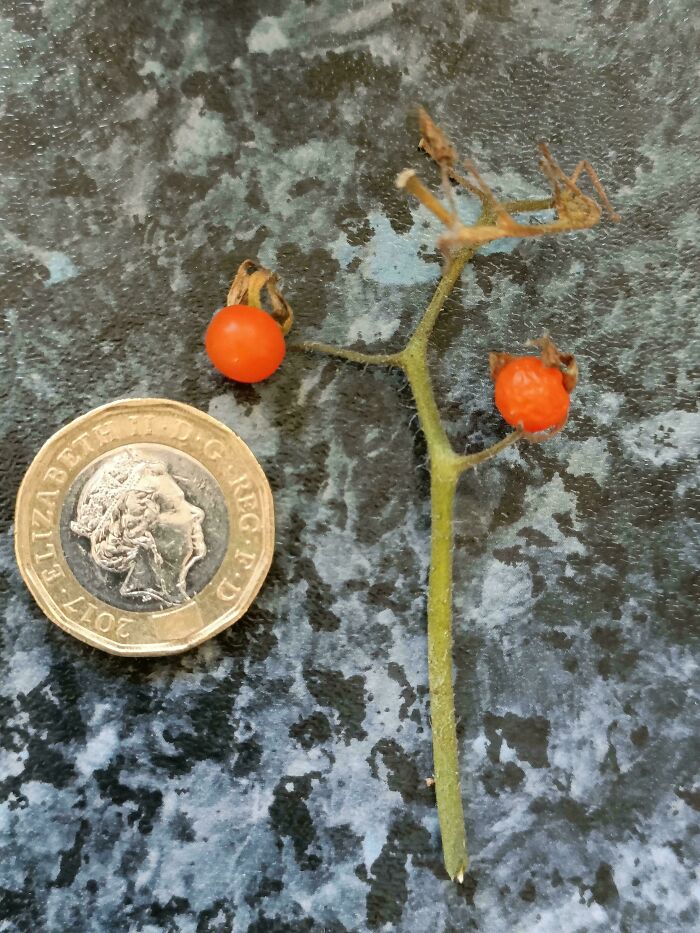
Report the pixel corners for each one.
[494,356,570,433]
[205,304,285,383]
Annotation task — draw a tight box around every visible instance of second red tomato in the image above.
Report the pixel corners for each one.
[494,356,570,433]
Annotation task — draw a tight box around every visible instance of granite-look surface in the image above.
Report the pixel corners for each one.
[1,1,699,930]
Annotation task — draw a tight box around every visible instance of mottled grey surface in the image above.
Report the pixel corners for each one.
[1,1,699,931]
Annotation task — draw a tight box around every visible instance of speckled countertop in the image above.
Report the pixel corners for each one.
[1,1,699,931]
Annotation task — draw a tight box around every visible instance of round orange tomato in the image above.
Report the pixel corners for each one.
[494,356,570,432]
[205,304,285,383]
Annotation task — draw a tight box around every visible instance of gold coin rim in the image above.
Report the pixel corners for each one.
[14,398,275,657]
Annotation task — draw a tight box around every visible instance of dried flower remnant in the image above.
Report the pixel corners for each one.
[400,113,620,256]
[299,110,619,881]
[226,259,294,335]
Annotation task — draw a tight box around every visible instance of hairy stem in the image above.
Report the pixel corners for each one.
[407,245,478,352]
[427,461,467,881]
[452,430,523,476]
[296,341,400,366]
[399,245,483,881]
[305,211,523,882]
[402,350,454,454]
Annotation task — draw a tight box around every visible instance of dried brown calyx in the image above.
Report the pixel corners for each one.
[418,107,457,167]
[489,334,578,394]
[227,259,294,335]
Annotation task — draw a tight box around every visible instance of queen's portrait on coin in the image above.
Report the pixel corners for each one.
[71,448,206,607]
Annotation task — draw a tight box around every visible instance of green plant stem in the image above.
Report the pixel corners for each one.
[426,463,465,881]
[298,341,401,367]
[398,241,516,882]
[407,246,477,352]
[453,430,523,475]
[303,211,530,882]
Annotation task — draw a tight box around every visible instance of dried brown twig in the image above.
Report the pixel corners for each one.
[400,107,620,255]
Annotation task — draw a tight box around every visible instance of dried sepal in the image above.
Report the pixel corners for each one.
[488,351,514,382]
[226,259,294,335]
[525,334,578,393]
[226,259,256,306]
[418,108,457,167]
[266,276,295,336]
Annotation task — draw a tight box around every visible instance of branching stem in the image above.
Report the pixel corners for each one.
[301,186,593,881]
[302,210,517,880]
